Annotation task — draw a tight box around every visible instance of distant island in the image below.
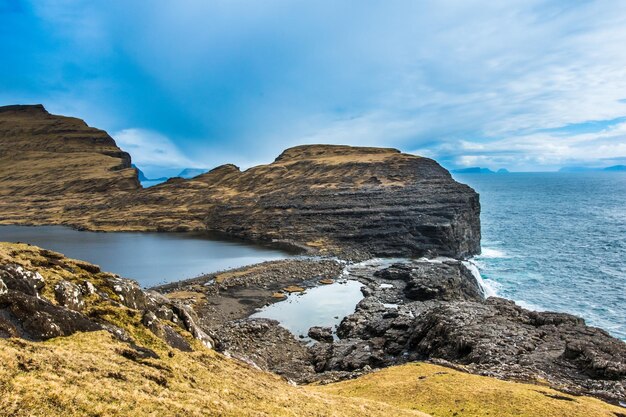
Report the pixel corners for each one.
[558,165,626,173]
[452,167,509,174]
[177,168,209,179]
[132,166,209,186]
[132,164,168,183]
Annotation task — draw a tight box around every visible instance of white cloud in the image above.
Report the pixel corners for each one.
[113,128,196,169]
[18,1,626,170]
[412,121,626,171]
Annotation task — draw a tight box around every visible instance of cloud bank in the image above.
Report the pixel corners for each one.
[2,0,626,172]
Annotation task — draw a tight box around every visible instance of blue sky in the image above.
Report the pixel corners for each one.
[2,0,626,175]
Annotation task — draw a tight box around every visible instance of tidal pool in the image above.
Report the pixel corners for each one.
[0,225,296,287]
[250,279,364,339]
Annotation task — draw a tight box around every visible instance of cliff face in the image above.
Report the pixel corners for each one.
[0,105,480,258]
[0,105,139,195]
[199,145,481,258]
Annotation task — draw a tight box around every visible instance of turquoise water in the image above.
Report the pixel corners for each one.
[455,172,626,340]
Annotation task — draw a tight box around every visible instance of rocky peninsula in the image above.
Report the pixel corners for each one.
[0,104,625,416]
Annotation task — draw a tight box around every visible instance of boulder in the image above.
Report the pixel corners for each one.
[308,326,334,343]
[54,280,85,311]
[142,310,193,352]
[0,264,45,297]
[1,290,102,340]
[109,277,155,310]
[171,303,214,349]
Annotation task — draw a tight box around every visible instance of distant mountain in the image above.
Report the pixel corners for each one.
[177,168,208,179]
[559,165,626,173]
[497,168,510,174]
[452,167,495,174]
[559,166,596,173]
[132,164,168,182]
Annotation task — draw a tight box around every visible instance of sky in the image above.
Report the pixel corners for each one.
[2,0,626,176]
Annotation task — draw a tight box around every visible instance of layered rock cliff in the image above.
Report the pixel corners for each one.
[0,104,139,195]
[0,105,480,258]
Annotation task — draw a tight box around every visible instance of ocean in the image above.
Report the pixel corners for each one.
[454,172,626,340]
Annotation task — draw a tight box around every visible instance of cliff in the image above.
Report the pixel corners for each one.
[0,106,480,258]
[0,105,139,195]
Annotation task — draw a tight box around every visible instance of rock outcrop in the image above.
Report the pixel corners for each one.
[0,105,480,258]
[311,260,626,404]
[0,242,211,350]
[163,257,625,404]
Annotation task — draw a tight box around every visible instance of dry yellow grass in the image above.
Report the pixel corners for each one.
[0,332,429,417]
[312,362,625,417]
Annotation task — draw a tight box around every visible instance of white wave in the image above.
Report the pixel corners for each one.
[514,299,545,312]
[478,247,508,258]
[462,260,499,298]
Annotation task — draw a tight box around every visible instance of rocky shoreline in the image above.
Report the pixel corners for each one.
[154,257,626,405]
[4,245,624,405]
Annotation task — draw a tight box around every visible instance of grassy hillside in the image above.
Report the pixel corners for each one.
[1,242,623,416]
[0,331,429,417]
[313,362,624,417]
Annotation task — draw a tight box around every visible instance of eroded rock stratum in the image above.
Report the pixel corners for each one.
[0,104,480,258]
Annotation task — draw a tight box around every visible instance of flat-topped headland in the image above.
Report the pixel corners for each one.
[0,104,480,259]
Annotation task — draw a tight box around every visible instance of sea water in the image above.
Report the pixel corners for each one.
[455,172,626,340]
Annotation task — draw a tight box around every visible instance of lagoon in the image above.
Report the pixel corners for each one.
[0,225,295,287]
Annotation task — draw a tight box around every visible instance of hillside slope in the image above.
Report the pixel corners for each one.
[1,243,623,417]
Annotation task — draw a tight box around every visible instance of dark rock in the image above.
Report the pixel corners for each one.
[171,303,214,349]
[376,261,483,301]
[1,289,102,340]
[308,326,334,343]
[333,292,626,403]
[99,323,132,342]
[215,318,315,381]
[159,325,193,352]
[142,311,193,352]
[562,339,626,380]
[109,277,155,310]
[54,280,85,311]
[0,264,45,297]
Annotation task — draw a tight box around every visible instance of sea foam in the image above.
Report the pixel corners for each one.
[463,260,499,298]
[477,247,508,259]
